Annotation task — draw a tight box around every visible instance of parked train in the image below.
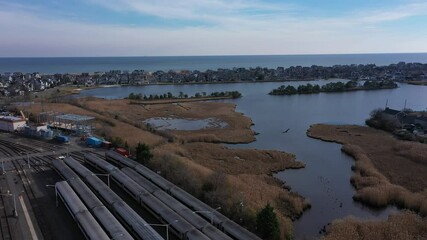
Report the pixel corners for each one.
[61,157,163,240]
[84,153,214,240]
[52,159,134,240]
[55,181,110,240]
[105,150,262,240]
[122,167,232,240]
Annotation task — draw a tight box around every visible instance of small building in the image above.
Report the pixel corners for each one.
[0,116,26,132]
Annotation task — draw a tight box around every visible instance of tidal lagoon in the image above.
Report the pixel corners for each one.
[79,80,427,238]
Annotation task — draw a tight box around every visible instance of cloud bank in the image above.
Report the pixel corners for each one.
[0,0,426,56]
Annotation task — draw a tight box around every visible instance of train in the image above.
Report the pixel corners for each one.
[60,157,163,240]
[121,167,232,240]
[52,159,134,240]
[83,153,215,240]
[55,180,110,240]
[104,150,262,240]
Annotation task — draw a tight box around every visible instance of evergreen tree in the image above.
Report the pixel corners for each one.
[256,203,280,240]
[135,142,153,165]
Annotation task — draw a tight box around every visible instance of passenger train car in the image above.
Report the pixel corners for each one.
[122,167,232,240]
[52,159,134,240]
[55,181,110,240]
[61,157,163,240]
[105,150,262,240]
[84,153,212,240]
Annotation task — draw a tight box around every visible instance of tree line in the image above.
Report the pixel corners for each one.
[269,80,398,95]
[127,91,242,100]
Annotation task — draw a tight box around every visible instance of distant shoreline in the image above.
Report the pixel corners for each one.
[1,53,427,74]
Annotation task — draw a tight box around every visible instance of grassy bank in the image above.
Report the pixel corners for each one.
[307,124,427,215]
[323,211,427,240]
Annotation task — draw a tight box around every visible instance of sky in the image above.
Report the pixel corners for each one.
[0,0,427,57]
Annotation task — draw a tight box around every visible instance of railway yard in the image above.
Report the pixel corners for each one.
[0,132,261,240]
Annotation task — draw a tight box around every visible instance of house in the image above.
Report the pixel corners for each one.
[383,107,401,116]
[0,116,26,132]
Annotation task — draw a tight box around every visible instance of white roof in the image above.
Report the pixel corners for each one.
[0,116,25,122]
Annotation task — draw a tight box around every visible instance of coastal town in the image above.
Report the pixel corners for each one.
[1,61,427,96]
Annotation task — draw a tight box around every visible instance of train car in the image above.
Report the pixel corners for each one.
[63,156,94,178]
[86,174,123,205]
[84,153,118,173]
[63,157,123,206]
[221,220,261,240]
[169,187,261,239]
[92,206,135,240]
[55,181,110,240]
[63,157,163,240]
[134,165,175,192]
[109,170,148,200]
[153,191,233,240]
[106,153,261,240]
[106,150,137,168]
[139,192,191,239]
[52,158,79,181]
[67,178,104,209]
[112,201,164,240]
[108,169,207,239]
[201,225,233,240]
[106,152,174,192]
[87,154,210,240]
[122,167,160,194]
[169,187,227,227]
[152,190,207,230]
[53,159,134,240]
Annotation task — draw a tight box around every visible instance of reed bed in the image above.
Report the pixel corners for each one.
[308,124,427,217]
[323,211,427,240]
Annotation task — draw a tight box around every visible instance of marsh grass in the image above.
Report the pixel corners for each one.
[309,124,427,218]
[323,211,427,240]
[343,144,427,216]
[151,144,308,239]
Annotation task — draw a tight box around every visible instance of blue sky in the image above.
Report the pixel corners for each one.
[0,0,427,56]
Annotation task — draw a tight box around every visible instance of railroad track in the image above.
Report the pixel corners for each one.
[0,178,12,240]
[0,145,17,240]
[12,157,52,240]
[0,139,55,240]
[0,136,105,240]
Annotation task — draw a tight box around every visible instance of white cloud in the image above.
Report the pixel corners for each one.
[357,1,427,23]
[0,1,427,57]
[88,0,296,28]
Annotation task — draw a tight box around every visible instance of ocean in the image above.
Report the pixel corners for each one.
[1,53,427,74]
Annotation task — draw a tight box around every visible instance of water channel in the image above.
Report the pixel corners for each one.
[80,81,427,239]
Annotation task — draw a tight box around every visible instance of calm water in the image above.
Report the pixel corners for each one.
[2,53,427,74]
[79,82,427,239]
[144,117,227,131]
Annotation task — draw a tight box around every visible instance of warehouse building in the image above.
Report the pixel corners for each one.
[0,116,26,132]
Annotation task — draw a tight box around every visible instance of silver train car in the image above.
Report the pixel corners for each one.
[122,167,232,240]
[84,153,211,240]
[105,150,262,240]
[52,159,134,240]
[55,181,110,240]
[63,156,163,240]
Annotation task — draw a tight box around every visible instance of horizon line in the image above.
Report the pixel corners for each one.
[1,52,427,59]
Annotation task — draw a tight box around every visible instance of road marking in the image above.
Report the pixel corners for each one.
[19,195,39,240]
